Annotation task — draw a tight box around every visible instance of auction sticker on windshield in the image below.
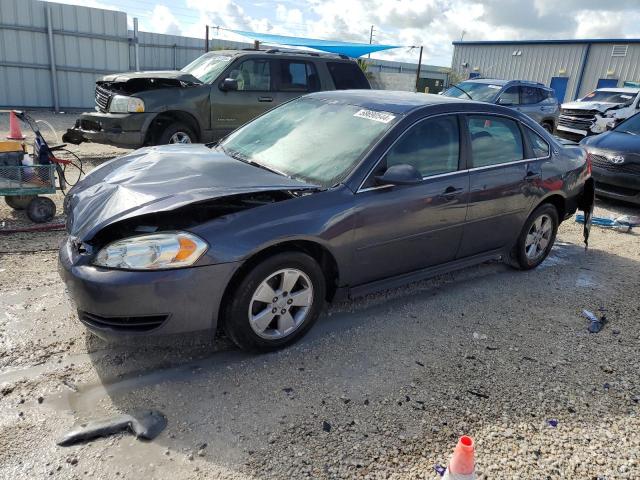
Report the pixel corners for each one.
[353,109,396,123]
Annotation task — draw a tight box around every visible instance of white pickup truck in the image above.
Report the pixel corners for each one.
[557,87,640,138]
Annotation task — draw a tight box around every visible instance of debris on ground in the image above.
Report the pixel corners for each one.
[582,309,607,333]
[575,214,637,232]
[56,410,167,446]
[547,419,559,428]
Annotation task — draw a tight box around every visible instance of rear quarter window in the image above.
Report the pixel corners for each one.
[327,62,370,90]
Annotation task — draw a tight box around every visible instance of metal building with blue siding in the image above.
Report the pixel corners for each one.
[451,39,640,102]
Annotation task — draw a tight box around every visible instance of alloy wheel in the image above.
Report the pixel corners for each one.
[525,213,552,261]
[169,132,192,144]
[248,268,314,340]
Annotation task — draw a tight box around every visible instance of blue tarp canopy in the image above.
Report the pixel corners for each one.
[229,29,399,58]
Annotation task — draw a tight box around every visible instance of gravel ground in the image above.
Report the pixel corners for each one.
[1,112,640,479]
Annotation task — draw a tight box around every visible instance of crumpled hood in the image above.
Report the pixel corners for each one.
[99,70,202,84]
[561,100,623,113]
[65,144,316,242]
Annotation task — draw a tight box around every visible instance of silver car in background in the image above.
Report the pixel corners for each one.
[442,79,559,133]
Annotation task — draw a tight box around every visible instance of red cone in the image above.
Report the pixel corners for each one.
[443,435,475,479]
[7,111,25,140]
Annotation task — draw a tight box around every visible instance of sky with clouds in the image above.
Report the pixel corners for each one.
[57,0,640,66]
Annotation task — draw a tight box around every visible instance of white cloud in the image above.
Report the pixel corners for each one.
[54,0,640,67]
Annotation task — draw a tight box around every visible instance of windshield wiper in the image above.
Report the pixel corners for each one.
[448,84,473,100]
[224,148,290,178]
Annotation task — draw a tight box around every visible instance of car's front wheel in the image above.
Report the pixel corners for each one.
[512,204,559,270]
[158,122,196,145]
[222,252,326,352]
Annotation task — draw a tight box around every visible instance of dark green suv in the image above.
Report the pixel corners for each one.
[63,49,371,148]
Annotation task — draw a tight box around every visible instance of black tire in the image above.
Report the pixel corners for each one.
[511,204,559,270]
[5,195,36,210]
[541,122,553,134]
[157,122,196,145]
[222,252,326,352]
[26,196,56,223]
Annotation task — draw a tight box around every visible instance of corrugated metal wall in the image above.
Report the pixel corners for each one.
[132,32,251,71]
[452,42,640,100]
[0,0,128,109]
[579,44,640,96]
[451,43,588,100]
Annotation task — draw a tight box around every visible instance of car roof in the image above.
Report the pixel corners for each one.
[461,78,547,88]
[306,90,487,114]
[594,87,640,93]
[204,49,352,61]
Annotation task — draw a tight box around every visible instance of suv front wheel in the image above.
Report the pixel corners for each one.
[158,122,196,145]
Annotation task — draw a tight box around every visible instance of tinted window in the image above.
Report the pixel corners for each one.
[525,128,550,157]
[521,86,543,105]
[468,115,524,167]
[385,116,460,177]
[278,61,320,92]
[498,86,520,105]
[327,62,370,90]
[227,59,271,91]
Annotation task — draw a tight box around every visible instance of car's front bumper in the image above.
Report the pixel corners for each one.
[58,238,240,340]
[63,111,156,148]
[592,167,640,205]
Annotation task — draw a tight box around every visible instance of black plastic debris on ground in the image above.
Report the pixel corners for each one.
[57,410,167,446]
[582,310,607,333]
[322,421,331,432]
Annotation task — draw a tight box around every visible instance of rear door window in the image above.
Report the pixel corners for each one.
[385,115,460,177]
[327,62,370,90]
[467,115,524,167]
[277,60,320,92]
[522,86,543,105]
[525,128,550,158]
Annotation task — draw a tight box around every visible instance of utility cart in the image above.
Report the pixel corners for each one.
[1,111,83,223]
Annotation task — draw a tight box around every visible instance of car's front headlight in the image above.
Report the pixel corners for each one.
[109,95,145,113]
[94,232,208,270]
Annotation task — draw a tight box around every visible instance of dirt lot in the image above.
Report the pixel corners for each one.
[1,113,639,479]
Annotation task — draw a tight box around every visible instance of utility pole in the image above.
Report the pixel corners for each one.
[415,46,423,93]
[368,25,375,59]
[205,25,209,52]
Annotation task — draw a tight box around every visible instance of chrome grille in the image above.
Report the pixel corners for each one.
[95,85,111,112]
[591,154,640,175]
[558,110,596,131]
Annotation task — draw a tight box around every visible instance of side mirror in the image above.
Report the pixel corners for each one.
[375,164,422,186]
[220,78,238,91]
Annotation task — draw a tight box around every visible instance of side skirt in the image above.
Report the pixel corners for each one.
[345,249,506,300]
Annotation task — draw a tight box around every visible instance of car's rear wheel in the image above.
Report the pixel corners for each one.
[158,122,196,145]
[222,252,326,352]
[512,204,559,270]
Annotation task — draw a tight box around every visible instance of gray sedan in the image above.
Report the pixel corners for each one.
[59,90,594,351]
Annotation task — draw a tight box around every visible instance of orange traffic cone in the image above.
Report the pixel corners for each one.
[443,436,475,479]
[7,111,25,140]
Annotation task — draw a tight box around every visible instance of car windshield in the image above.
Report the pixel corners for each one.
[614,112,640,135]
[181,53,232,83]
[579,90,637,104]
[442,81,502,101]
[220,97,398,187]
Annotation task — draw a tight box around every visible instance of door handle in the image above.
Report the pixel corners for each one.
[439,186,464,199]
[258,96,273,102]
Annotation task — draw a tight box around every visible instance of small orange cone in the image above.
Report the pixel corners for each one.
[443,436,475,479]
[7,111,25,140]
